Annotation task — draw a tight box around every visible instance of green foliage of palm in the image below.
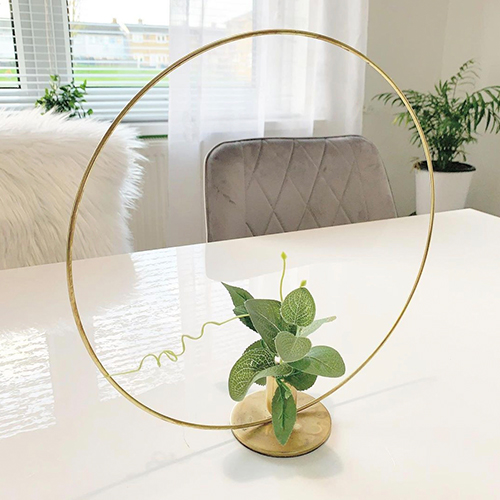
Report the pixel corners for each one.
[374,60,500,171]
[35,75,93,119]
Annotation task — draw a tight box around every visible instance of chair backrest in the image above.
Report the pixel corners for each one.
[0,110,143,270]
[204,135,396,242]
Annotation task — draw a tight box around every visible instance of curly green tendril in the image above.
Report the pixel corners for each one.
[111,314,250,377]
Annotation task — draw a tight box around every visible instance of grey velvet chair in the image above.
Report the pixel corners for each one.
[204,135,396,242]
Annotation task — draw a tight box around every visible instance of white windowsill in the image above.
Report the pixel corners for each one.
[127,121,168,137]
[126,118,331,139]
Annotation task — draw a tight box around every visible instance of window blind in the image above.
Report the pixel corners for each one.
[0,0,169,122]
[0,0,72,111]
[68,11,170,121]
[0,1,19,89]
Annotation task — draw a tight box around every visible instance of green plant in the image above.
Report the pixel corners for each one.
[374,60,500,171]
[225,252,345,445]
[35,75,93,118]
[118,252,345,446]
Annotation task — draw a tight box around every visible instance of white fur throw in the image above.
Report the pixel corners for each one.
[0,109,144,270]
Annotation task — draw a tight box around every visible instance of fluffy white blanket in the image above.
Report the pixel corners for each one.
[0,109,144,270]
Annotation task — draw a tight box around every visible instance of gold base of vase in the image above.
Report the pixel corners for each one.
[230,390,331,457]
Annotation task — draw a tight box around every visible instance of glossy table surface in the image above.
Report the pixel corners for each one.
[1,209,499,499]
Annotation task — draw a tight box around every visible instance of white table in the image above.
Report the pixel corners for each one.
[1,209,499,499]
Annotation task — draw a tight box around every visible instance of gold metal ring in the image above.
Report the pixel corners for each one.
[66,29,435,431]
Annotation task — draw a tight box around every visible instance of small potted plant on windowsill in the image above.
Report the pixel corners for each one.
[35,75,93,119]
[374,60,500,214]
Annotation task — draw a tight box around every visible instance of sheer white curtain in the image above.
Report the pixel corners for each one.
[167,0,369,246]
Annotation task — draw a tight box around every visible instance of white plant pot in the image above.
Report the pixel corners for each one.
[415,167,475,215]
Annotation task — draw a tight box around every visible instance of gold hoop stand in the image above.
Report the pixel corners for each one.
[66,29,435,457]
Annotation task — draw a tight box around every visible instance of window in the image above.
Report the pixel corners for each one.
[0,0,170,121]
[69,2,171,90]
[0,0,257,124]
[0,0,18,88]
[68,0,170,120]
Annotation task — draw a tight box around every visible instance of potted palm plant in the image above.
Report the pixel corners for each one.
[374,60,500,214]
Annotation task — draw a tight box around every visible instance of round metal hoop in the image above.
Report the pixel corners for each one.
[66,29,435,431]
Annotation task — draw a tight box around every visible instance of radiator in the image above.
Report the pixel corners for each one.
[129,138,169,252]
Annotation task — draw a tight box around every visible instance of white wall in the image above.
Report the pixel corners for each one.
[441,0,500,216]
[362,0,450,216]
[363,0,500,217]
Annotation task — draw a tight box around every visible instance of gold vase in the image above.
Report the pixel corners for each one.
[265,376,297,413]
[231,377,332,457]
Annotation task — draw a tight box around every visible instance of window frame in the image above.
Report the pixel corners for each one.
[67,3,170,122]
[0,0,73,111]
[2,0,286,132]
[1,0,169,124]
[0,0,21,89]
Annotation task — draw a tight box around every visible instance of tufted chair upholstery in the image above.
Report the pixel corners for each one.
[204,135,397,242]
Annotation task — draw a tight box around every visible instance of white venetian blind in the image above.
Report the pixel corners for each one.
[0,0,71,110]
[0,0,18,89]
[0,0,169,122]
[68,0,170,121]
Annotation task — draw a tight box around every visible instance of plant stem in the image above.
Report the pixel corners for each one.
[111,314,250,377]
[279,252,287,302]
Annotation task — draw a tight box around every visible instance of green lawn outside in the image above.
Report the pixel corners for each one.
[74,65,169,88]
[0,66,168,88]
[2,64,251,90]
[0,68,19,88]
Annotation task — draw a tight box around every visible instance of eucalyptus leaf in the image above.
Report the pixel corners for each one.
[245,299,290,352]
[298,316,337,337]
[272,380,297,445]
[222,282,253,307]
[284,371,317,391]
[289,346,345,377]
[223,283,256,332]
[281,287,316,327]
[251,363,292,385]
[228,346,275,401]
[244,340,266,353]
[233,303,257,332]
[275,331,312,363]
